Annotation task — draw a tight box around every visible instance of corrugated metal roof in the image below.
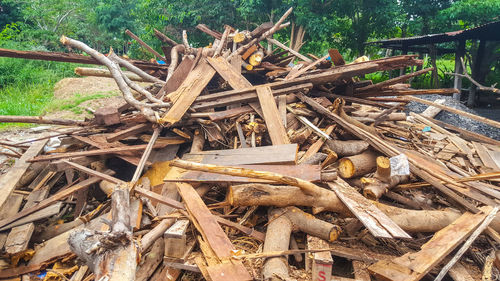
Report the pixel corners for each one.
[367,20,500,47]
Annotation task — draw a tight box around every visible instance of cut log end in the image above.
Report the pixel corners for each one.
[338,158,355,178]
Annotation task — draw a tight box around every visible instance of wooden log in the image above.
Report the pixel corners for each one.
[196,24,223,39]
[153,28,178,46]
[75,67,145,82]
[325,139,369,157]
[68,187,138,281]
[262,208,292,281]
[338,150,378,178]
[228,184,472,233]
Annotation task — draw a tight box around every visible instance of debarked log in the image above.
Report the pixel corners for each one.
[227,184,480,233]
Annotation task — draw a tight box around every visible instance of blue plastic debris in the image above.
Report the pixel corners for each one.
[422,126,431,132]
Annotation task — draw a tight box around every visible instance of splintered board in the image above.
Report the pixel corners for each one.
[172,164,321,183]
[368,207,491,281]
[185,143,298,165]
[328,179,411,239]
[176,182,252,281]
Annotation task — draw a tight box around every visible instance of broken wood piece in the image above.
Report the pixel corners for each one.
[164,219,190,259]
[68,187,138,281]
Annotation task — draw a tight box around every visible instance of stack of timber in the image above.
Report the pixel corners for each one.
[0,7,500,281]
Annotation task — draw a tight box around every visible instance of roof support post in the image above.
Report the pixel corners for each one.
[453,40,466,100]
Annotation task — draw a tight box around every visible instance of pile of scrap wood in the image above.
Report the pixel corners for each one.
[1,7,500,281]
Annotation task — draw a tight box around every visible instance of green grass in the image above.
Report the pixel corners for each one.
[45,92,118,115]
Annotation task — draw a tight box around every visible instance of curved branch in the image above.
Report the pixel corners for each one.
[108,51,164,84]
[213,26,231,57]
[228,7,293,60]
[60,36,157,122]
[166,44,186,82]
[446,58,499,94]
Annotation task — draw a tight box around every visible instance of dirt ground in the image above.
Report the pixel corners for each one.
[45,76,125,120]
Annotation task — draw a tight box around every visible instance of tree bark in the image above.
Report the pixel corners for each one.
[325,139,369,157]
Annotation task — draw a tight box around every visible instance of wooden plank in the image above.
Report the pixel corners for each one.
[176,182,252,280]
[368,207,491,281]
[0,202,62,231]
[208,106,254,121]
[207,57,252,88]
[256,86,290,145]
[328,180,411,239]
[191,83,312,111]
[0,194,23,249]
[157,56,195,98]
[160,59,216,125]
[0,139,47,210]
[186,144,298,165]
[175,164,321,183]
